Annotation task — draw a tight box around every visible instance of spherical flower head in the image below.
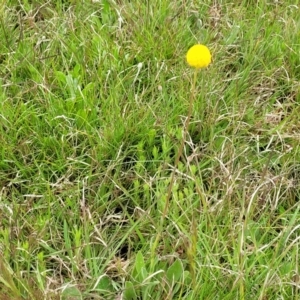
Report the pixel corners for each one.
[186,44,211,68]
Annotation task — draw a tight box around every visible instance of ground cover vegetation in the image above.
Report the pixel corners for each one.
[0,0,299,299]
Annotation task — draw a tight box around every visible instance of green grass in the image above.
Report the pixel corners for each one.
[0,0,299,299]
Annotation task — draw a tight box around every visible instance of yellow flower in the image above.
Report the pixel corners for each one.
[186,44,211,68]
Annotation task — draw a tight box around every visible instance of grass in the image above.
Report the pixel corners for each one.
[0,0,299,299]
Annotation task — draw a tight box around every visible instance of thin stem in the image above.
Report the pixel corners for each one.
[163,69,198,217]
[150,69,198,270]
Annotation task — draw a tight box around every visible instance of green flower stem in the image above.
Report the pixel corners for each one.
[164,69,198,217]
[151,69,199,271]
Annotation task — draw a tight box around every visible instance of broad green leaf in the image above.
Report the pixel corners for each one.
[123,281,137,300]
[166,260,184,284]
[75,109,88,128]
[62,286,82,299]
[95,275,113,292]
[134,251,145,274]
[139,266,148,282]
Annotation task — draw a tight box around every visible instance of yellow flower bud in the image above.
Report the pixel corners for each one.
[186,44,211,68]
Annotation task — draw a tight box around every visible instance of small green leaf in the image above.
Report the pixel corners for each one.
[166,260,184,284]
[139,266,148,282]
[123,281,137,300]
[134,251,145,274]
[152,145,158,160]
[75,109,88,128]
[62,286,82,299]
[55,71,67,84]
[95,275,113,292]
[183,270,192,286]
